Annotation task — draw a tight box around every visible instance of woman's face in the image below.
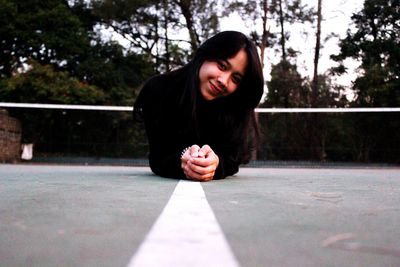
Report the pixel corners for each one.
[199,48,248,101]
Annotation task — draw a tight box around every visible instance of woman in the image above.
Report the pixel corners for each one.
[134,31,264,181]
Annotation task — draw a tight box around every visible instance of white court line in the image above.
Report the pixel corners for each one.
[127,180,239,267]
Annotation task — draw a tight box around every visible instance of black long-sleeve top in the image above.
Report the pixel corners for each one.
[135,73,242,180]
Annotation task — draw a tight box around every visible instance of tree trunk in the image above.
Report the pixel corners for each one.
[175,0,200,52]
[155,1,160,73]
[311,0,324,160]
[163,0,170,71]
[278,0,286,61]
[312,0,322,106]
[260,0,269,68]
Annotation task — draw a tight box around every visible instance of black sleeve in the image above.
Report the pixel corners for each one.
[213,149,239,179]
[138,79,187,179]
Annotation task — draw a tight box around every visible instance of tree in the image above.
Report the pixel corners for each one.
[269,0,314,62]
[259,60,314,160]
[1,60,105,143]
[0,0,93,77]
[225,0,313,67]
[2,61,104,105]
[331,0,400,162]
[332,0,399,107]
[91,0,163,70]
[264,60,306,108]
[92,0,221,72]
[74,41,153,105]
[173,0,220,48]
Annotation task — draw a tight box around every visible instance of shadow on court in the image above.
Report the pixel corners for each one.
[0,164,399,267]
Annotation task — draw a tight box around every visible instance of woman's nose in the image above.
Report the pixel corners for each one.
[217,72,229,88]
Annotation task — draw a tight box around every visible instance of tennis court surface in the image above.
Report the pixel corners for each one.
[1,164,399,267]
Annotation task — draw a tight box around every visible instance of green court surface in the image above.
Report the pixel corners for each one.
[0,164,399,267]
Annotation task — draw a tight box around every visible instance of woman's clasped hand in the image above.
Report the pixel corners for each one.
[181,145,219,182]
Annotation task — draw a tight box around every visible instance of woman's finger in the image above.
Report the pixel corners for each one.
[199,144,212,157]
[189,144,201,158]
[188,162,215,175]
[190,152,219,167]
[184,161,215,181]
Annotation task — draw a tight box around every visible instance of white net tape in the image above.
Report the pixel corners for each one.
[1,102,399,113]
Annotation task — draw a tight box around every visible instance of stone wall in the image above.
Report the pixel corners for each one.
[0,109,21,162]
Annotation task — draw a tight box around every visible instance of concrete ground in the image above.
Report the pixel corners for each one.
[0,164,399,267]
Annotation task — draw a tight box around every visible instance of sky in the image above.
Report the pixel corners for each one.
[220,0,364,96]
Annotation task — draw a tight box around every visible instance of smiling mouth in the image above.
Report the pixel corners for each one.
[209,81,224,96]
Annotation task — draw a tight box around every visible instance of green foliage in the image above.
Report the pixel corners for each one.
[332,0,400,107]
[2,60,105,104]
[74,41,153,105]
[0,0,91,77]
[264,60,307,108]
[0,0,17,78]
[260,61,309,159]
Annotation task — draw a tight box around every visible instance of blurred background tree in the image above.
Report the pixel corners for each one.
[330,0,400,162]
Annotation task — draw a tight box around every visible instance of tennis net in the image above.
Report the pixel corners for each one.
[1,102,399,166]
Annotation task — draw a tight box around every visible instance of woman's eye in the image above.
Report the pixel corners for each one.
[232,75,242,84]
[217,61,227,70]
